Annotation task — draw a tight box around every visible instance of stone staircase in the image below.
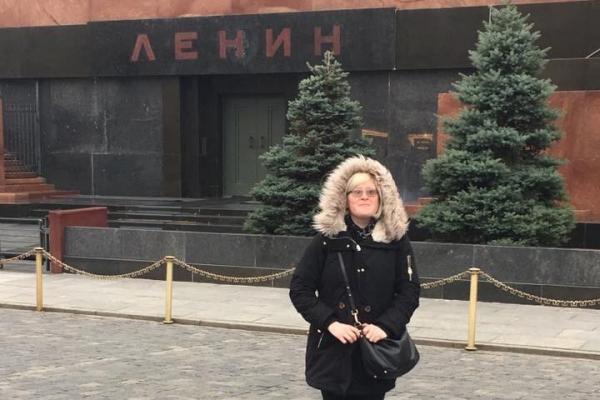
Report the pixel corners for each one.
[0,153,77,203]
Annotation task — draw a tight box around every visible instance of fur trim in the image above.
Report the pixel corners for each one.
[313,155,409,243]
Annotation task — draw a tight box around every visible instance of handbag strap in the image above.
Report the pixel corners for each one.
[336,252,362,327]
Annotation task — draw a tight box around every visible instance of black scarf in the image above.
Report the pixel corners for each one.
[345,214,376,242]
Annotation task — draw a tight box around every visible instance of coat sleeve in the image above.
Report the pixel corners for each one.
[289,235,337,330]
[374,237,420,338]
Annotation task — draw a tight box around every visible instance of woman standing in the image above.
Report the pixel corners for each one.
[290,155,420,400]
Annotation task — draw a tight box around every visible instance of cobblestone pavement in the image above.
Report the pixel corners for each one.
[2,309,599,400]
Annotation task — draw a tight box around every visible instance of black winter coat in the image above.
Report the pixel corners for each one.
[289,231,420,395]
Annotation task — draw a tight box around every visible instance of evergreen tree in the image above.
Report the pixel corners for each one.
[244,51,374,235]
[418,4,574,246]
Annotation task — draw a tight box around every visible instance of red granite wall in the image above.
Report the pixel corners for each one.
[48,207,108,273]
[437,91,600,221]
[0,0,587,28]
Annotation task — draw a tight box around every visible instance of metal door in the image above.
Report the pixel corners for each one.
[223,96,285,196]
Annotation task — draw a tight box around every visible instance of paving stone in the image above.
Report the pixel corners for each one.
[1,309,600,399]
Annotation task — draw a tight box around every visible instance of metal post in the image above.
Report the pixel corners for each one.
[35,247,44,311]
[163,256,175,324]
[466,267,480,351]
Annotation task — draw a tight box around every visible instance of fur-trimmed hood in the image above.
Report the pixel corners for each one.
[313,155,409,243]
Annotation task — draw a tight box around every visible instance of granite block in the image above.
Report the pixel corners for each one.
[254,234,310,269]
[558,249,600,287]
[64,227,121,258]
[118,228,186,260]
[473,244,541,284]
[413,241,474,278]
[43,152,93,194]
[102,79,163,154]
[185,232,255,267]
[63,257,122,276]
[348,72,391,132]
[92,153,165,196]
[43,80,104,153]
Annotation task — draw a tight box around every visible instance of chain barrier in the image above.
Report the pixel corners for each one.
[173,258,296,284]
[42,250,166,280]
[0,249,36,269]
[420,271,471,290]
[1,248,600,308]
[479,271,600,308]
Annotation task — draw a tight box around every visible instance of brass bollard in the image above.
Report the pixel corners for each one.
[466,267,481,350]
[163,256,175,324]
[35,247,44,311]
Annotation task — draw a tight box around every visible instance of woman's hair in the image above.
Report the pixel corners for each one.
[345,172,383,219]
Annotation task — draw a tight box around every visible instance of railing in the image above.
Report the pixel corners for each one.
[2,248,600,351]
[2,102,42,175]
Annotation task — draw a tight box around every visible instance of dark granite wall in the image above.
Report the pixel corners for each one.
[4,63,593,200]
[348,70,463,201]
[1,2,598,199]
[64,227,600,306]
[37,77,181,196]
[0,80,38,104]
[180,69,465,200]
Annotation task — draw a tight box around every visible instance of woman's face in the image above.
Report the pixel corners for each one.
[347,178,380,220]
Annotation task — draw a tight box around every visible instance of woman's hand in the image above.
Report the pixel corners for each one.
[327,321,362,344]
[361,324,388,343]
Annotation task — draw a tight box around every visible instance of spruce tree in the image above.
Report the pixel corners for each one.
[244,51,374,235]
[418,4,574,246]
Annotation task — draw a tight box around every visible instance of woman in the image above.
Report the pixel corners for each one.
[290,155,420,400]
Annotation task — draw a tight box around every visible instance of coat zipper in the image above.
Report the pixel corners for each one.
[317,331,325,349]
[407,255,413,282]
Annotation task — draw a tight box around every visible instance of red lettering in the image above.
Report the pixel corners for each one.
[266,28,291,57]
[219,30,245,59]
[130,34,156,62]
[314,25,341,56]
[175,32,198,60]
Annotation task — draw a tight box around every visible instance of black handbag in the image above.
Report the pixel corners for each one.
[335,248,420,380]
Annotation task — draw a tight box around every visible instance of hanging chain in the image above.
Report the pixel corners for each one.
[0,249,35,269]
[479,271,600,307]
[43,250,166,280]
[173,259,296,284]
[2,248,599,308]
[420,270,471,290]
[0,249,37,269]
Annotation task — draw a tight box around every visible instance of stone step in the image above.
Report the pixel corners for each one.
[0,183,55,193]
[30,205,250,219]
[4,159,25,167]
[0,190,78,204]
[26,190,78,201]
[5,165,30,172]
[108,219,245,233]
[5,177,46,185]
[107,211,246,226]
[0,192,32,203]
[5,171,37,178]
